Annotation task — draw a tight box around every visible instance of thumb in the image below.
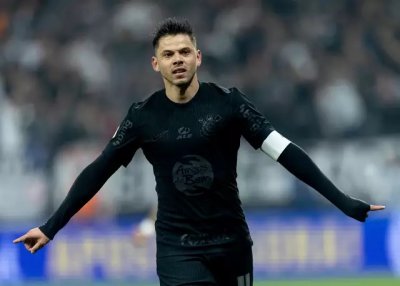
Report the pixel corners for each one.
[13,234,27,244]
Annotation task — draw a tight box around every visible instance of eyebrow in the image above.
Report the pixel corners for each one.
[160,47,192,54]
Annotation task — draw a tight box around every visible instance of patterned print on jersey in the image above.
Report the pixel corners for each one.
[239,103,269,133]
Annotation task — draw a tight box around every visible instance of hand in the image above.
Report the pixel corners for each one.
[13,227,50,254]
[344,197,385,222]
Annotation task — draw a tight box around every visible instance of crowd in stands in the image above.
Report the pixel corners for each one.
[1,0,400,170]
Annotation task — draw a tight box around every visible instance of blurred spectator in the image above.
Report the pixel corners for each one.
[0,76,25,171]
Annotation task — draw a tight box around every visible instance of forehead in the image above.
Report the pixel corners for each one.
[156,34,195,52]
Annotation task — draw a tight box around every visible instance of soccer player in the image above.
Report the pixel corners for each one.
[14,18,385,286]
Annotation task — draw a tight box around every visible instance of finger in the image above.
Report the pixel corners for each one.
[24,243,31,251]
[370,205,386,211]
[13,235,26,244]
[30,242,43,254]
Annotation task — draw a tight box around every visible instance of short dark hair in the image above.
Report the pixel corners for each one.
[152,18,196,49]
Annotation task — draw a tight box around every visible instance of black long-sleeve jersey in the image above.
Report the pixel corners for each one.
[40,81,372,254]
[40,82,274,251]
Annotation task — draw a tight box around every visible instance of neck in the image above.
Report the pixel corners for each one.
[164,74,200,104]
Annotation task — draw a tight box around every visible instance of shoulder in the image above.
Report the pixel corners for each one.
[127,89,164,116]
[203,82,243,96]
[202,82,248,109]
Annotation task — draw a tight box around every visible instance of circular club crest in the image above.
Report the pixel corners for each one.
[172,155,214,196]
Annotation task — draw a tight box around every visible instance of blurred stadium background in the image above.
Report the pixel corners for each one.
[1,0,400,285]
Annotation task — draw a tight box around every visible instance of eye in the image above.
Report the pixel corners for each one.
[163,52,173,58]
[181,49,191,56]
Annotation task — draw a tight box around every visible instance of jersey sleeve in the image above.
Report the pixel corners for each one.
[232,88,274,149]
[103,103,143,167]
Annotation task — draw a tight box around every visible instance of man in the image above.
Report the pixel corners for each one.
[14,18,385,286]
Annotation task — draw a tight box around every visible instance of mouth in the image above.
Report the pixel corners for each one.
[172,68,187,75]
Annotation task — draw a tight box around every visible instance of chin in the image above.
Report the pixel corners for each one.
[174,78,191,87]
[176,75,196,87]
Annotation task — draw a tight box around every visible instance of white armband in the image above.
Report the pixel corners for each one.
[261,131,291,161]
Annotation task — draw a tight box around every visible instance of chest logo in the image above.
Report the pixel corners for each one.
[172,155,214,196]
[177,127,193,140]
[144,130,169,143]
[198,114,222,137]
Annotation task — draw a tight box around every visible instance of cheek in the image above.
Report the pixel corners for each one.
[159,64,170,75]
[189,58,198,68]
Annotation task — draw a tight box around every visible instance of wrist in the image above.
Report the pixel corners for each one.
[39,225,54,240]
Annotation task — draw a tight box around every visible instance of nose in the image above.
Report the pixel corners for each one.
[173,54,183,66]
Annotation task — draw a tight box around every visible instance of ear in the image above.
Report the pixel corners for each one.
[196,49,202,68]
[151,56,160,72]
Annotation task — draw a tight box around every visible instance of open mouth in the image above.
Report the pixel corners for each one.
[173,68,187,74]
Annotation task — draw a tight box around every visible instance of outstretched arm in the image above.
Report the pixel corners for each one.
[260,131,385,222]
[40,152,122,238]
[13,151,122,253]
[14,102,143,253]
